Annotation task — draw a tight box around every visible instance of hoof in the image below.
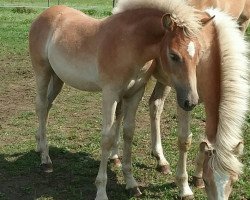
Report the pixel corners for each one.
[192,176,205,188]
[110,158,122,167]
[156,164,172,175]
[179,195,194,200]
[126,187,142,198]
[40,163,53,173]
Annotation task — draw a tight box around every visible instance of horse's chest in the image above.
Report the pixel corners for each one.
[125,64,152,95]
[126,77,145,90]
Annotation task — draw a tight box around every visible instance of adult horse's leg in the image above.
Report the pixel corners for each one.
[175,105,194,199]
[192,142,205,188]
[95,88,120,200]
[109,101,123,167]
[122,87,145,196]
[149,81,171,174]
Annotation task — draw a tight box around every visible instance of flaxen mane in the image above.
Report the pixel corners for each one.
[112,0,202,36]
[206,8,249,175]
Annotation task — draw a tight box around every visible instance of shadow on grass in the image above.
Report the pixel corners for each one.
[0,147,128,200]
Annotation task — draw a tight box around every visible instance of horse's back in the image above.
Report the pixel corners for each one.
[241,0,250,19]
[219,0,246,18]
[188,0,246,18]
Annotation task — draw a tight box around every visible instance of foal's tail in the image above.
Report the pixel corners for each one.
[206,8,249,175]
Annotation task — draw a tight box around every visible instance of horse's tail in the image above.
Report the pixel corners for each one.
[206,8,249,175]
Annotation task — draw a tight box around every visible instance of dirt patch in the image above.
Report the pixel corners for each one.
[0,55,35,124]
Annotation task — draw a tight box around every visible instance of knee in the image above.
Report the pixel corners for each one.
[149,98,164,118]
[178,135,192,152]
[101,130,116,150]
[123,123,135,142]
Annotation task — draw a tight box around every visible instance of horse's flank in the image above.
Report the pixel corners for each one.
[29,6,101,91]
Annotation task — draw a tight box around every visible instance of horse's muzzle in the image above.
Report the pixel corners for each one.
[183,99,197,111]
[177,91,199,111]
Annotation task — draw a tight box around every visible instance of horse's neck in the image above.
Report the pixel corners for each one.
[113,8,166,46]
[102,9,166,64]
[197,22,221,143]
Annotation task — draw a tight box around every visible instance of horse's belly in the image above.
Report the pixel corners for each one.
[48,51,101,92]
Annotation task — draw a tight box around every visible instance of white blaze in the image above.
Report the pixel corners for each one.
[187,41,195,58]
[214,171,230,199]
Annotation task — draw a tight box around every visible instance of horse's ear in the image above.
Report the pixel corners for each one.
[162,13,174,30]
[234,141,244,155]
[201,15,215,26]
[199,141,210,152]
[200,141,215,157]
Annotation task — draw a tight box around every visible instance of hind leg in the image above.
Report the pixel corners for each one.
[34,68,52,172]
[35,67,63,172]
[47,73,64,111]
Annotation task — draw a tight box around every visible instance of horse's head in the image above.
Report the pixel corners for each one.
[200,142,244,200]
[159,14,213,111]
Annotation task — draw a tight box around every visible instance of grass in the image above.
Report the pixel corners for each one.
[0,2,249,200]
[0,0,113,9]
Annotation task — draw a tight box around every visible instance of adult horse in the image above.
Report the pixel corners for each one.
[29,0,248,200]
[147,6,249,200]
[113,0,250,33]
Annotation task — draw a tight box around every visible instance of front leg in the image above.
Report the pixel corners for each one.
[175,105,194,199]
[192,142,206,188]
[122,87,145,197]
[95,88,119,200]
[149,81,171,174]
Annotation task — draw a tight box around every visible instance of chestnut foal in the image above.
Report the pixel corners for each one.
[29,0,210,199]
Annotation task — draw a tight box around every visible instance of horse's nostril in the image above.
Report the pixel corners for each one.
[184,100,190,109]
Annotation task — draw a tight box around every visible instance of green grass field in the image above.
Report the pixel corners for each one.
[0,2,249,200]
[0,0,112,8]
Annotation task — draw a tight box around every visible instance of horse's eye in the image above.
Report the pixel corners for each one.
[169,53,181,62]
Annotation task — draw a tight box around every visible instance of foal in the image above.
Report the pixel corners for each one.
[30,0,210,199]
